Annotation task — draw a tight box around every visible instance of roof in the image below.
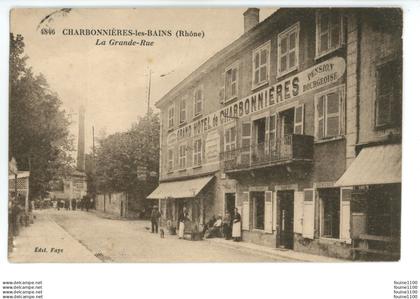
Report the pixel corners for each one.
[8,171,30,180]
[335,144,401,187]
[147,176,214,199]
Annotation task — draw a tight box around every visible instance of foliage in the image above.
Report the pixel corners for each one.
[9,33,74,198]
[95,113,160,197]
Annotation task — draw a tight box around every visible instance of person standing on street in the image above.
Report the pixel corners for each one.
[150,205,161,234]
[232,208,242,242]
[223,211,232,240]
[178,206,188,239]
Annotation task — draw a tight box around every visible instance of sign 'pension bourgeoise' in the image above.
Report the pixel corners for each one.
[176,56,346,140]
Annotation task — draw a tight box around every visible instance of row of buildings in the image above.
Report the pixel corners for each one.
[148,8,402,260]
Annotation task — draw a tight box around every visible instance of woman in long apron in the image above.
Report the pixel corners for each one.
[232,208,241,242]
[178,207,188,239]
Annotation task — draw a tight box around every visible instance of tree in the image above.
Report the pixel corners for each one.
[95,113,160,213]
[9,33,74,198]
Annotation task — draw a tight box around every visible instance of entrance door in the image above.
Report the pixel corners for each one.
[277,191,294,249]
[225,193,236,216]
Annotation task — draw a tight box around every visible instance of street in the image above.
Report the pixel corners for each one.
[9,209,295,263]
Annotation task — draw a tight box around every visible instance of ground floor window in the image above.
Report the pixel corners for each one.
[366,184,401,237]
[319,188,340,239]
[252,192,265,230]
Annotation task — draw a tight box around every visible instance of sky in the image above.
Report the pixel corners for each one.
[10,7,277,154]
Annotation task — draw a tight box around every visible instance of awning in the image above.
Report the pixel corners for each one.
[147,176,214,199]
[335,144,401,187]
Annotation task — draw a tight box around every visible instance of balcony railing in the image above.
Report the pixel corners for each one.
[220,134,314,172]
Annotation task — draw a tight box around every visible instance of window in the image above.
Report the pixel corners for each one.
[178,144,186,169]
[315,86,345,140]
[316,11,344,58]
[194,88,203,116]
[375,60,402,128]
[225,62,239,101]
[319,188,340,239]
[168,104,175,129]
[193,138,203,166]
[167,148,174,172]
[224,126,236,152]
[252,41,271,88]
[179,98,187,124]
[252,192,265,230]
[277,23,299,77]
[294,104,304,134]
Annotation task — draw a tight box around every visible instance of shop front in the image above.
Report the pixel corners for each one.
[335,143,401,260]
[147,176,214,237]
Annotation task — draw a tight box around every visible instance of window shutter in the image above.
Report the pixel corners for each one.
[241,122,251,166]
[186,142,193,168]
[242,192,250,230]
[293,191,304,234]
[302,188,315,239]
[294,104,305,134]
[340,187,352,243]
[265,116,271,154]
[339,87,346,135]
[264,191,273,233]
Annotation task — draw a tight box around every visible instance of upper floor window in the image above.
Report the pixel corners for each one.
[252,41,271,89]
[375,60,402,128]
[179,98,187,124]
[167,148,174,172]
[278,23,300,77]
[315,85,345,140]
[194,87,203,117]
[168,104,175,129]
[225,62,239,102]
[224,126,237,152]
[316,11,344,58]
[193,138,203,166]
[179,144,187,169]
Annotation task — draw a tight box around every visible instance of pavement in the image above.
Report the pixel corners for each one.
[9,211,100,263]
[8,209,343,263]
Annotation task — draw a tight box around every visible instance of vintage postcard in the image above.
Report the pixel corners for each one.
[8,7,402,263]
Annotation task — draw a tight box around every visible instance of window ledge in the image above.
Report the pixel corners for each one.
[178,168,187,173]
[224,96,238,105]
[314,135,345,144]
[193,114,203,120]
[277,67,298,80]
[251,81,269,92]
[167,171,174,175]
[319,237,345,244]
[314,44,344,61]
[178,122,188,128]
[192,165,202,169]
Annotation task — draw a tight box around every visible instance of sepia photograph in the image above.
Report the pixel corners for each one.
[7,7,402,264]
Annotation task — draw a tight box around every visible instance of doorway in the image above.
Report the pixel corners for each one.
[276,190,294,249]
[225,193,236,217]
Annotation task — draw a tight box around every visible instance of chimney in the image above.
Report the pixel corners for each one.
[243,8,260,33]
[76,105,85,172]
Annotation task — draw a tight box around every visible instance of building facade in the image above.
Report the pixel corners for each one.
[149,8,402,260]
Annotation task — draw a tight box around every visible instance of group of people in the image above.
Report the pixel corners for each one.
[55,195,94,212]
[149,205,242,242]
[204,208,241,241]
